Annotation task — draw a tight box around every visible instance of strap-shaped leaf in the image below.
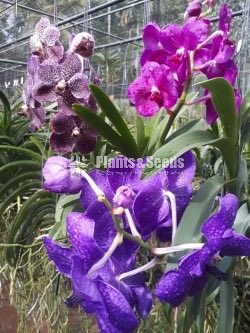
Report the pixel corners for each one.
[0,89,11,130]
[240,91,250,126]
[89,84,138,155]
[143,130,236,179]
[0,145,42,161]
[0,171,41,200]
[73,104,138,157]
[216,275,235,333]
[0,181,41,219]
[173,175,225,246]
[197,78,238,145]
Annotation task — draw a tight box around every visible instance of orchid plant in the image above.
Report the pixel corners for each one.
[21,1,250,332]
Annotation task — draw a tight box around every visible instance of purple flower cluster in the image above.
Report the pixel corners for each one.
[42,155,250,331]
[128,4,240,124]
[22,18,97,154]
[155,194,250,307]
[42,153,195,332]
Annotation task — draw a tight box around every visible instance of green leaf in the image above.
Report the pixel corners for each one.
[0,161,41,180]
[216,275,235,333]
[6,191,55,264]
[30,136,48,159]
[0,171,41,200]
[197,78,237,144]
[234,203,250,235]
[164,119,205,144]
[89,84,138,155]
[0,89,11,130]
[240,91,250,126]
[182,289,207,333]
[143,130,236,178]
[73,104,138,157]
[173,175,225,246]
[135,116,146,154]
[0,145,42,161]
[0,181,41,219]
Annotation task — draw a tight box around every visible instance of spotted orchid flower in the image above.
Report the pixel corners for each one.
[155,194,250,307]
[30,17,64,62]
[33,52,91,108]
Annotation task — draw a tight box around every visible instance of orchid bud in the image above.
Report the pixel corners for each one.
[206,0,216,8]
[42,156,83,194]
[184,0,202,20]
[69,32,95,58]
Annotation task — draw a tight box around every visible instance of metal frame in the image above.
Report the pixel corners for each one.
[0,0,246,67]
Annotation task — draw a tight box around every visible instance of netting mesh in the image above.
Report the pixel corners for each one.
[0,0,249,99]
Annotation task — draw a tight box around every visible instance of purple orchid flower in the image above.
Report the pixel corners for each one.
[193,5,240,124]
[43,212,151,332]
[128,61,178,117]
[155,193,250,307]
[80,152,195,240]
[50,112,97,154]
[42,156,84,194]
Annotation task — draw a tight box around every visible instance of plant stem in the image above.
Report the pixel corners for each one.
[158,52,194,147]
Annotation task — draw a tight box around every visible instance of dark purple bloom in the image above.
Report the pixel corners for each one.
[128,62,178,117]
[155,193,250,307]
[42,156,83,194]
[43,212,151,332]
[50,112,97,154]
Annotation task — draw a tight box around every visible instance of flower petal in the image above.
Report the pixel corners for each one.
[220,233,250,257]
[38,60,61,85]
[42,26,60,46]
[43,237,72,277]
[61,52,82,82]
[155,269,191,307]
[96,280,139,333]
[201,193,238,240]
[50,132,75,154]
[74,127,97,154]
[143,22,160,50]
[67,212,103,270]
[133,172,168,236]
[67,73,90,99]
[51,112,75,134]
